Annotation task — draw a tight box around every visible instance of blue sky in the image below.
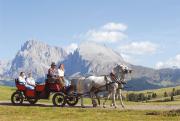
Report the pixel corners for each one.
[0,0,180,68]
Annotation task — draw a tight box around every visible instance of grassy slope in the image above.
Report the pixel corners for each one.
[129,86,180,96]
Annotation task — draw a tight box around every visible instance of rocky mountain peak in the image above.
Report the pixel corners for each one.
[63,42,126,75]
[7,40,68,79]
[79,42,125,64]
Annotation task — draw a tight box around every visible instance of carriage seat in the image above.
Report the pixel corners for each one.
[15,78,26,91]
[46,74,59,83]
[35,84,45,92]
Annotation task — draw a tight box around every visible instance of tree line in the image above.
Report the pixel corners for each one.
[126,92,157,102]
[125,88,180,102]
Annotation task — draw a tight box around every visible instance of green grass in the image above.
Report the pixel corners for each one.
[0,86,16,100]
[1,85,180,121]
[0,106,180,121]
[1,85,180,105]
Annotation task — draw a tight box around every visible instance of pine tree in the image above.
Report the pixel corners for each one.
[164,91,168,97]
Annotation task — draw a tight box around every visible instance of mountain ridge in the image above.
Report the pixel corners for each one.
[0,40,180,90]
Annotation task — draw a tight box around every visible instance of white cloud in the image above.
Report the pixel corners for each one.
[102,22,127,31]
[119,41,158,55]
[65,43,78,54]
[155,54,180,69]
[78,22,127,43]
[85,30,127,43]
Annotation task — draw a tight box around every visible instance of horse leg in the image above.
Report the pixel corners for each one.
[110,93,114,107]
[95,93,100,106]
[119,89,125,108]
[116,89,120,100]
[103,93,111,108]
[80,95,85,108]
[90,92,97,107]
[97,97,100,106]
[103,97,108,108]
[112,89,117,108]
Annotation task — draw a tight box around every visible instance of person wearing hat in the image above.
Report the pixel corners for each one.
[48,62,57,78]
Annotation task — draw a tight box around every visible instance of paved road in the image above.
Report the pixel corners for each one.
[1,101,180,111]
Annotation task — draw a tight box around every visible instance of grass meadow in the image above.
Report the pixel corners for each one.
[0,85,180,121]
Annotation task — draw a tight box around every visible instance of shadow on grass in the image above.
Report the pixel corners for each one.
[146,109,180,117]
[0,101,93,108]
[0,102,54,107]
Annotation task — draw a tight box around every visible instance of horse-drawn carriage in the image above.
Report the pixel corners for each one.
[11,78,79,107]
[11,64,132,108]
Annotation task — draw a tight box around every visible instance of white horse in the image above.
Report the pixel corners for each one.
[96,65,131,108]
[71,64,131,108]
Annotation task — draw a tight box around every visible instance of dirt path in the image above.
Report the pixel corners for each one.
[1,101,180,111]
[125,105,180,110]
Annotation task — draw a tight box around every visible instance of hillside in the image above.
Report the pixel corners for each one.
[126,65,180,90]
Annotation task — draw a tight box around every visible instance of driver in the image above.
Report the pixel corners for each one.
[48,62,57,78]
[47,62,58,82]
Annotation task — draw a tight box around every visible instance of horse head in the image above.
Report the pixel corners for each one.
[113,64,132,84]
[115,64,132,74]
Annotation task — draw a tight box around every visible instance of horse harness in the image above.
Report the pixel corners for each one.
[82,73,125,96]
[92,73,121,93]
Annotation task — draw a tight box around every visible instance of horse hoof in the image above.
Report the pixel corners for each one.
[81,105,85,108]
[93,104,97,107]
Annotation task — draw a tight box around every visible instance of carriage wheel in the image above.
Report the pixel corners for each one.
[66,95,79,106]
[11,91,24,105]
[27,98,38,105]
[52,93,66,107]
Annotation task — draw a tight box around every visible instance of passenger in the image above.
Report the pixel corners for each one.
[26,73,36,90]
[18,72,27,85]
[57,64,65,87]
[57,64,72,93]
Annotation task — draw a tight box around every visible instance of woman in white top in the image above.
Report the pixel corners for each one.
[26,73,36,90]
[58,64,65,77]
[18,72,26,85]
[57,64,65,87]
